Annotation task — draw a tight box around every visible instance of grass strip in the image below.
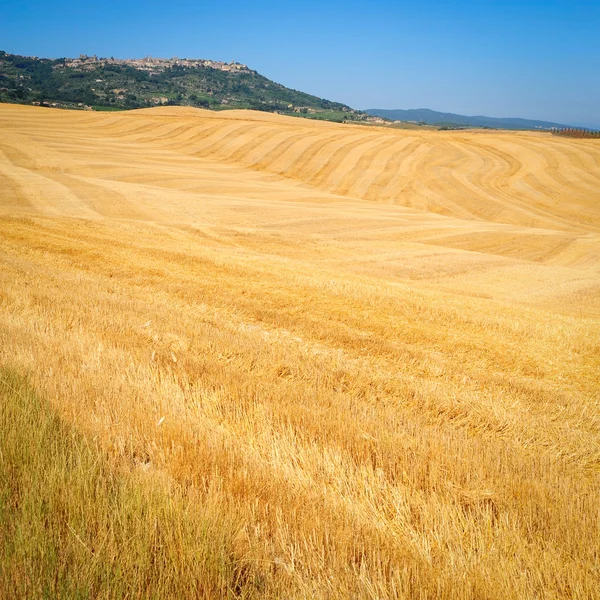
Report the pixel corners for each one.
[0,368,267,599]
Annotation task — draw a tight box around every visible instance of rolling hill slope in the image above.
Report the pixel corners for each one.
[0,50,362,121]
[1,104,599,598]
[5,103,596,233]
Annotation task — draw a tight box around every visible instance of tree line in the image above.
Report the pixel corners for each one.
[551,128,600,139]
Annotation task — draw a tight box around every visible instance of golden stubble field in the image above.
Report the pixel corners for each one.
[1,103,599,598]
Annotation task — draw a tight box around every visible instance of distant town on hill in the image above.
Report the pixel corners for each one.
[0,51,378,123]
[1,51,594,130]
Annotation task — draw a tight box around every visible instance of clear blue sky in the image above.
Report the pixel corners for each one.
[2,0,599,127]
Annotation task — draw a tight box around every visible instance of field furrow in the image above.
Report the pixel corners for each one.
[1,103,599,599]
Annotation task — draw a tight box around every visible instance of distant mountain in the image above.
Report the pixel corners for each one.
[0,51,368,122]
[364,108,578,131]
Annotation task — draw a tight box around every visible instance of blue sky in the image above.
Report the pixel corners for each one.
[2,0,599,127]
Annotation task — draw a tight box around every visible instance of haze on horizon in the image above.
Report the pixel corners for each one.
[2,0,599,129]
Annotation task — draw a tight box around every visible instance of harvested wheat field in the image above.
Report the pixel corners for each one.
[1,103,599,599]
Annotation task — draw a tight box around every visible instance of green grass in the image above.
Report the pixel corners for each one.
[281,110,355,123]
[0,369,268,599]
[91,105,127,112]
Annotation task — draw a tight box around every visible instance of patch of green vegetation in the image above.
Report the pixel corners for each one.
[0,50,367,123]
[0,369,268,598]
[91,105,127,112]
[282,110,351,123]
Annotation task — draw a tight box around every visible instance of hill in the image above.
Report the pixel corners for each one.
[1,104,599,598]
[365,107,578,130]
[0,50,370,122]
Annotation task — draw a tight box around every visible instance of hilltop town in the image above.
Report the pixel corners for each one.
[60,54,250,75]
[0,51,382,123]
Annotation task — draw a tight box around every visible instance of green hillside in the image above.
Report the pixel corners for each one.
[0,51,366,122]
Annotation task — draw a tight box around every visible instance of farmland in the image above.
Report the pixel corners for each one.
[1,103,599,598]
